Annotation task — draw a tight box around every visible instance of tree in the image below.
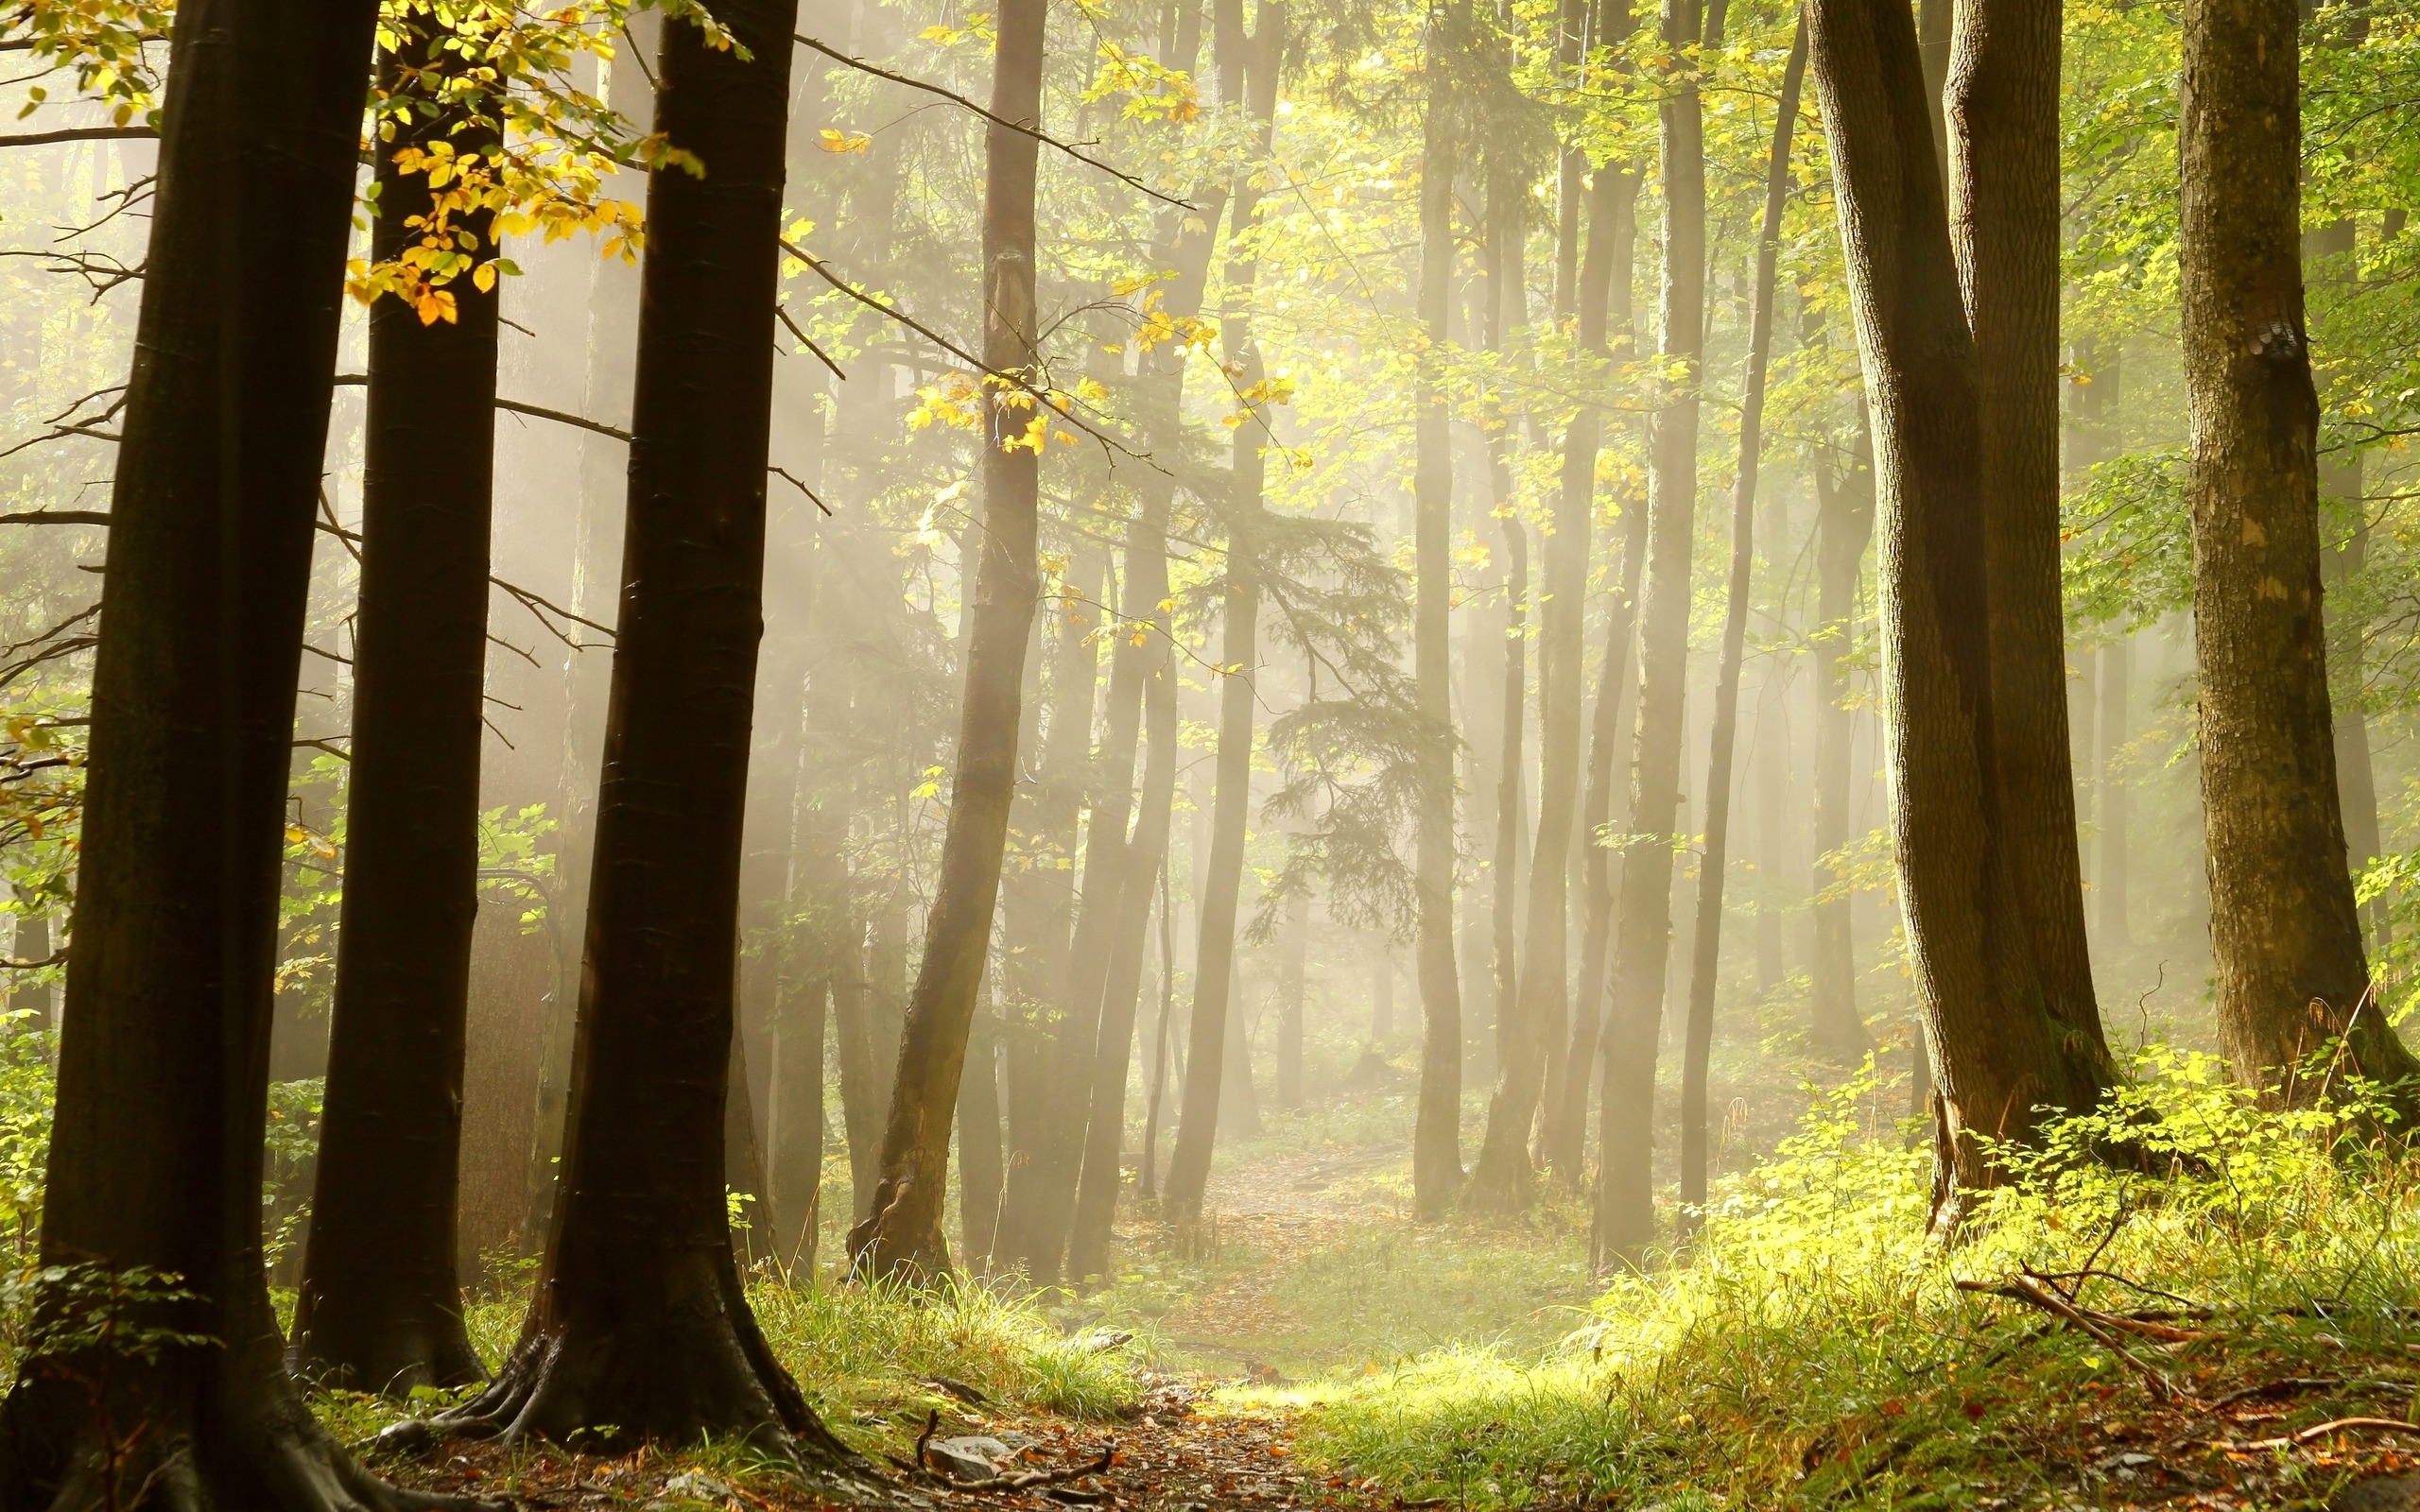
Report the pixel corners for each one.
[1678,9,1806,1237]
[291,10,499,1396]
[849,0,1049,1279]
[1806,408,1876,1060]
[2178,0,2420,1101]
[434,2,862,1460]
[1595,0,1707,1269]
[0,3,467,1508]
[1803,0,2105,1226]
[1409,0,1468,1220]
[1948,0,2111,1076]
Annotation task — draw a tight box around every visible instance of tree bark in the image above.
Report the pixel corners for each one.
[2179,0,2420,1102]
[955,1005,1004,1270]
[437,2,860,1462]
[292,17,496,1395]
[1804,0,2108,1228]
[1807,414,1876,1058]
[1593,0,1707,1270]
[1948,0,2111,1078]
[0,4,471,1509]
[1678,12,1805,1239]
[848,0,1047,1280]
[1410,0,1467,1220]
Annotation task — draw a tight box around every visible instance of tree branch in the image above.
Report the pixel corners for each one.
[0,125,157,148]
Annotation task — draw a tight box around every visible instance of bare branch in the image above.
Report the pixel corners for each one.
[0,125,157,148]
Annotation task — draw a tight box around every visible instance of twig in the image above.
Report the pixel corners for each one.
[2236,1417,2420,1451]
[944,1445,1115,1494]
[0,949,65,970]
[912,1409,940,1475]
[1956,1275,2181,1400]
[2206,1377,2339,1413]
[0,510,111,526]
[0,125,157,148]
[792,32,1189,208]
[774,302,847,381]
[769,466,834,516]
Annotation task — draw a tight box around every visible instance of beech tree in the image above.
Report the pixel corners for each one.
[0,4,463,1509]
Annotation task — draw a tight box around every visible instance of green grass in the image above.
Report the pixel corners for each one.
[1284,1052,2420,1508]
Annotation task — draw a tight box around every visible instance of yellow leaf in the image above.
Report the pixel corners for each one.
[818,128,873,155]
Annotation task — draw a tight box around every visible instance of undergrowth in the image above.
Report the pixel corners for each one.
[1289,1050,2420,1509]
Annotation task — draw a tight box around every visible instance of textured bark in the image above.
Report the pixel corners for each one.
[1678,13,1805,1237]
[437,3,860,1462]
[850,0,1047,1280]
[1410,0,1468,1219]
[1948,0,2110,1075]
[2179,0,2420,1101]
[1593,0,1706,1269]
[292,19,496,1394]
[1805,0,2107,1227]
[0,3,465,1508]
[1807,418,1876,1058]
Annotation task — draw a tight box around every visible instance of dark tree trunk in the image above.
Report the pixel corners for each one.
[292,18,496,1395]
[1410,0,1468,1220]
[849,0,1047,1278]
[1807,415,1876,1058]
[1804,0,2108,1227]
[1593,0,1706,1270]
[1678,14,1805,1237]
[1948,0,2111,1075]
[438,2,861,1464]
[2180,0,2419,1101]
[0,5,461,1510]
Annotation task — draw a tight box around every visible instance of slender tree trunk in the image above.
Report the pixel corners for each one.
[1277,891,1308,1110]
[955,1005,1004,1270]
[2097,634,2131,949]
[0,4,474,1507]
[769,977,827,1275]
[293,19,496,1394]
[1804,0,2107,1228]
[1138,870,1177,1199]
[1808,417,1876,1058]
[850,0,1047,1279]
[2324,460,2388,949]
[1677,16,1805,1238]
[1593,0,1707,1270]
[440,3,861,1461]
[2180,0,2420,1102]
[1949,0,2111,1077]
[829,922,882,1220]
[1410,0,1468,1219]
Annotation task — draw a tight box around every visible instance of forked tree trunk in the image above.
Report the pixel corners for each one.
[1593,0,1706,1271]
[293,18,496,1395]
[850,0,1047,1280]
[1677,13,1805,1238]
[1409,0,1468,1219]
[436,3,862,1464]
[1948,0,2112,1080]
[2179,0,2420,1103]
[0,6,468,1511]
[1807,413,1876,1058]
[1804,0,2106,1228]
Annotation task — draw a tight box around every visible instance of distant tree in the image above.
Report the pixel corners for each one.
[1596,0,1708,1269]
[849,0,1049,1279]
[292,8,499,1396]
[433,1,865,1461]
[0,4,447,1510]
[2178,0,2420,1102]
[1806,405,1876,1061]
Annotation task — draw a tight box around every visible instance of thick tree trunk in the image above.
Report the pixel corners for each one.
[1805,0,2108,1228]
[1949,0,2111,1076]
[0,5,473,1509]
[2180,0,2420,1102]
[1677,13,1805,1239]
[1410,0,1467,1219]
[438,3,860,1463]
[292,20,496,1394]
[1593,0,1707,1270]
[849,0,1047,1280]
[1807,417,1876,1058]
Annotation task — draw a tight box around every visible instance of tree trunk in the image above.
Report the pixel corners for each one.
[1677,13,1805,1239]
[293,18,496,1394]
[0,4,461,1508]
[2096,634,2131,949]
[439,2,860,1463]
[1804,0,2108,1228]
[1808,415,1876,1058]
[849,0,1047,1280]
[1593,0,1707,1270]
[1949,0,2111,1077]
[2179,0,2420,1102]
[2323,459,2387,949]
[1277,891,1308,1111]
[457,893,554,1287]
[768,976,826,1276]
[955,1005,1004,1271]
[1410,0,1468,1220]
[1138,871,1177,1199]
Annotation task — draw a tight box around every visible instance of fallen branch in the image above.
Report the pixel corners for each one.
[1956,1274,2180,1401]
[2236,1417,2420,1451]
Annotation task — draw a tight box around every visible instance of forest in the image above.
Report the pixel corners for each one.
[0,0,2416,1506]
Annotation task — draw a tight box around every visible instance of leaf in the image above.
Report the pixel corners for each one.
[818,128,873,155]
